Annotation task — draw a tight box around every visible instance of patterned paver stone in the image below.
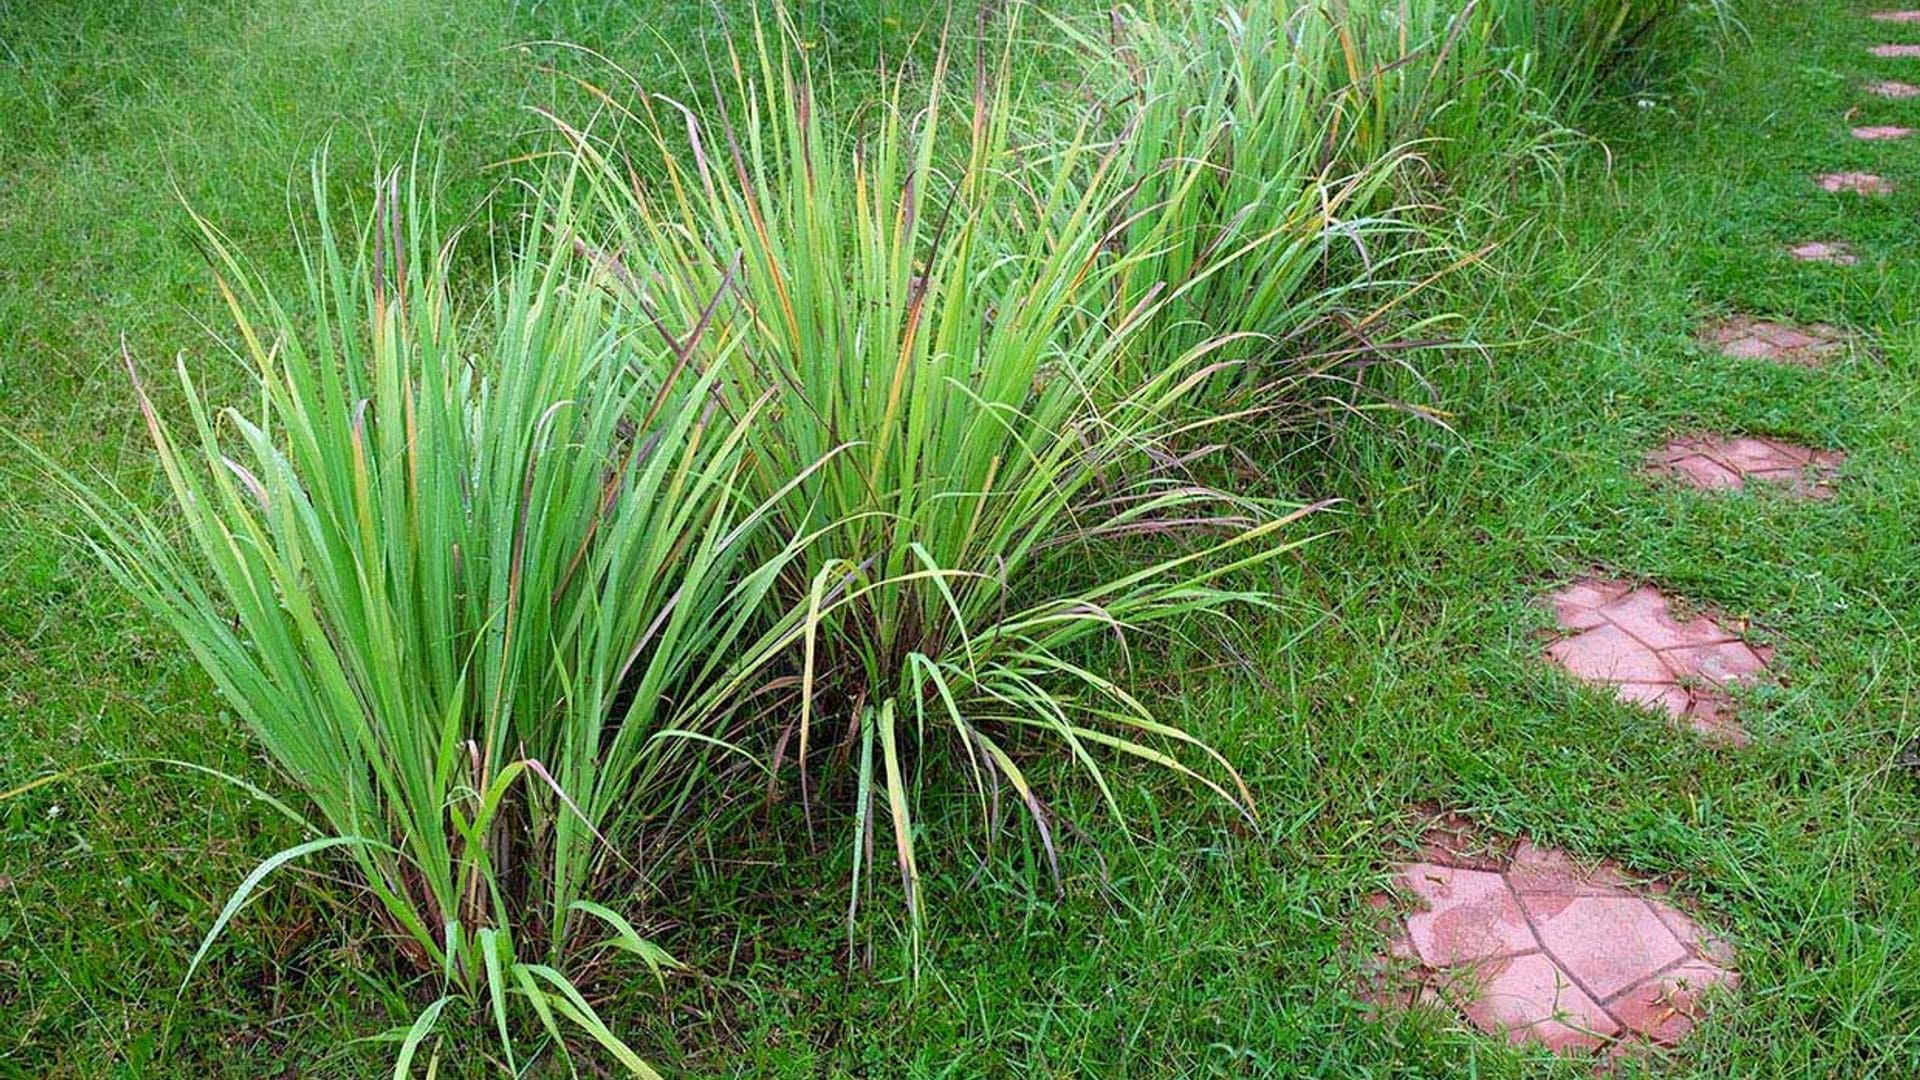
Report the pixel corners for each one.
[1788,241,1857,265]
[1816,171,1895,195]
[1866,78,1920,97]
[1369,819,1738,1057]
[1870,43,1920,57]
[1542,578,1774,746]
[1699,315,1843,365]
[1853,124,1914,140]
[1646,435,1845,499]
[1871,10,1920,21]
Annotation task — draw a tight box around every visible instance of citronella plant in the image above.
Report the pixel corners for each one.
[1320,0,1729,179]
[1484,0,1730,108]
[1321,0,1586,185]
[1082,1,1426,413]
[1085,0,1706,421]
[555,9,1321,950]
[42,165,806,1074]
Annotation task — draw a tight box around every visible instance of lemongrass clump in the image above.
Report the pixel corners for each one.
[1483,0,1730,105]
[1084,1,1433,415]
[1080,0,1714,421]
[43,164,807,1073]
[557,11,1317,949]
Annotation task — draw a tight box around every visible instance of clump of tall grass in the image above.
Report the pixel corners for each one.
[1075,0,1730,423]
[556,14,1319,946]
[1083,1,1436,416]
[1485,0,1732,101]
[35,166,812,1073]
[1322,0,1731,179]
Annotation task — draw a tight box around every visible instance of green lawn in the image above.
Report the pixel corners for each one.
[4,0,1919,1076]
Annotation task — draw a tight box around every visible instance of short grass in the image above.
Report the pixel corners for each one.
[4,0,1918,1076]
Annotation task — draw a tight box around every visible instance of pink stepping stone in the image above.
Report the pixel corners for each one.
[1853,124,1914,140]
[1699,315,1844,366]
[1458,952,1621,1052]
[1788,241,1857,265]
[1871,10,1920,21]
[1866,78,1920,97]
[1542,578,1774,746]
[1816,171,1895,195]
[1372,828,1738,1057]
[1646,434,1845,499]
[1870,43,1920,57]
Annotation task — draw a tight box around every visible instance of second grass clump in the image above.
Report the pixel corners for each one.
[562,13,1322,949]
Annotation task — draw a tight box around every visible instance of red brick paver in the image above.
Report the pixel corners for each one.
[1815,171,1895,195]
[1543,579,1774,746]
[1371,825,1738,1057]
[1788,241,1857,265]
[1699,315,1844,365]
[1865,78,1920,97]
[1647,434,1845,499]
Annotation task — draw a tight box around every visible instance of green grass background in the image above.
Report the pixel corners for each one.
[3,0,1918,1075]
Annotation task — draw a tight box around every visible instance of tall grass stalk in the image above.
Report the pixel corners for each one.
[1079,0,1727,422]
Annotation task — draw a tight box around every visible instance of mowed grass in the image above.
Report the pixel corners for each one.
[2,0,1917,1077]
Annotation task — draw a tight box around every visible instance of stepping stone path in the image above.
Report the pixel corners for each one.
[1647,434,1845,499]
[1815,171,1894,195]
[1366,817,1738,1057]
[1788,241,1857,264]
[1699,314,1843,365]
[1542,578,1772,746]
[1357,7,1903,1064]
